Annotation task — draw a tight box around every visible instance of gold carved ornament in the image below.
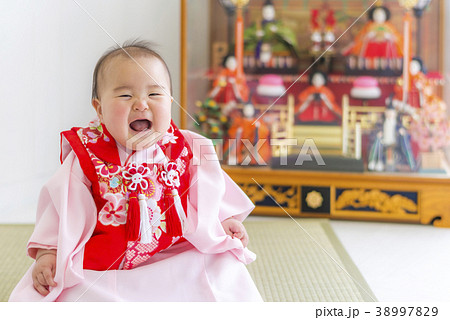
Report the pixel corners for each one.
[398,0,419,10]
[305,190,323,209]
[239,183,298,208]
[230,0,249,8]
[335,189,417,215]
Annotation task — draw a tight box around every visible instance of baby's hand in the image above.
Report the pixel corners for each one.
[221,218,249,247]
[32,249,57,296]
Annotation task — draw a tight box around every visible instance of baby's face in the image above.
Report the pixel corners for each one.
[93,55,172,150]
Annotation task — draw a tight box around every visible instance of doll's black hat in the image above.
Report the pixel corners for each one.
[385,93,395,110]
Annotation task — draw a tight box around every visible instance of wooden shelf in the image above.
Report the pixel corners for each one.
[223,165,450,228]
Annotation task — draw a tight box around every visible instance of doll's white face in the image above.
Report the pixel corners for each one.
[92,55,172,150]
[260,43,272,63]
[243,103,255,118]
[225,56,237,71]
[373,8,387,24]
[410,60,421,76]
[262,5,275,21]
[312,73,325,88]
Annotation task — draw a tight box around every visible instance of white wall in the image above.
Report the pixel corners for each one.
[186,0,210,130]
[0,0,180,223]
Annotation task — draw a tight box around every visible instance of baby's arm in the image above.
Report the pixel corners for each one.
[221,217,249,247]
[32,249,57,296]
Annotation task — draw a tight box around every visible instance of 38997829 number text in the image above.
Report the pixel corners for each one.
[376,307,439,317]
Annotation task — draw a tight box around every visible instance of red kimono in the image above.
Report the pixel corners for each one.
[345,22,403,59]
[61,120,192,270]
[9,119,262,301]
[394,73,428,110]
[295,86,342,123]
[224,115,271,165]
[209,68,249,103]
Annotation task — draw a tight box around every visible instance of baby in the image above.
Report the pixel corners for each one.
[9,40,262,302]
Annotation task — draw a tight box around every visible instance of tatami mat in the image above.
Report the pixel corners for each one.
[1,218,375,302]
[0,225,34,302]
[244,218,376,302]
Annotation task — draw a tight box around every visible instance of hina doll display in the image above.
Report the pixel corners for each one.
[310,9,336,54]
[194,98,229,140]
[310,9,322,54]
[368,97,416,172]
[295,70,342,124]
[243,0,299,72]
[350,76,382,104]
[393,57,429,110]
[256,74,286,97]
[409,73,450,172]
[343,5,403,75]
[323,10,337,52]
[224,102,271,166]
[209,54,249,104]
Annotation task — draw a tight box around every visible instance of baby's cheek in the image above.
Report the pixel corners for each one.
[153,108,172,133]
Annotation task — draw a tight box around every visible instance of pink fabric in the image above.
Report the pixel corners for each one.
[258,74,284,86]
[9,130,261,302]
[353,76,379,88]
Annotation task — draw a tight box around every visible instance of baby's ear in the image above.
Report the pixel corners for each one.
[92,99,103,121]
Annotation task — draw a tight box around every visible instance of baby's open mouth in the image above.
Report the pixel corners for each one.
[129,119,152,132]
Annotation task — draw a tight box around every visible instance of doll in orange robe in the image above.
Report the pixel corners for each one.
[295,71,342,124]
[209,55,249,104]
[343,6,403,71]
[393,57,429,111]
[224,102,271,165]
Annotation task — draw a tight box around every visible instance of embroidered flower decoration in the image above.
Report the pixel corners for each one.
[109,177,120,189]
[88,119,110,143]
[123,163,152,192]
[99,182,108,196]
[160,125,178,145]
[160,162,180,188]
[87,131,100,144]
[78,128,89,145]
[93,158,120,178]
[99,193,127,226]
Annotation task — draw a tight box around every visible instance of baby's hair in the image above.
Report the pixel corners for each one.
[92,39,172,100]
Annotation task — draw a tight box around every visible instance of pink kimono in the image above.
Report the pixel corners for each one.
[9,123,262,302]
